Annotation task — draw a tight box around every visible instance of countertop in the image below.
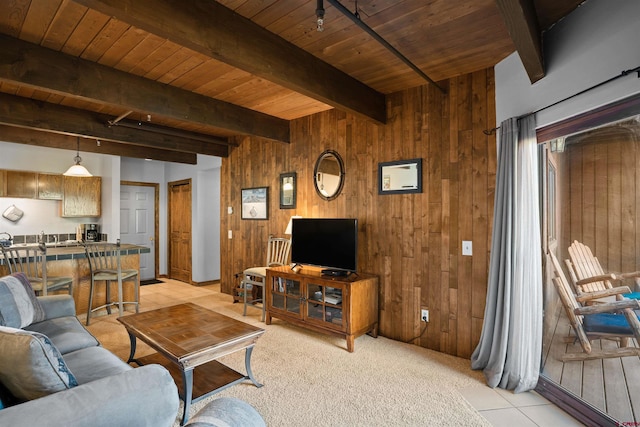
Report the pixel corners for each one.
[0,243,150,265]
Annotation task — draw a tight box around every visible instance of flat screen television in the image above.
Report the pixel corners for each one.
[291,218,358,276]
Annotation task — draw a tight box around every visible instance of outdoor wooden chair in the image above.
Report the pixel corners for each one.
[565,240,640,303]
[549,250,640,361]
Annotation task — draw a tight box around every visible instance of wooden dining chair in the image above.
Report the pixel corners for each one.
[242,236,291,322]
[1,244,73,297]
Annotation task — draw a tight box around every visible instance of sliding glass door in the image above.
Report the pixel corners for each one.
[538,111,640,426]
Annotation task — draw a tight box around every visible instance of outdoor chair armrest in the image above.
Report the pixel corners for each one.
[574,299,640,316]
[575,274,618,287]
[617,270,640,280]
[575,286,633,303]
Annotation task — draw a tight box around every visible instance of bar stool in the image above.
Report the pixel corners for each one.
[84,240,139,325]
[1,244,73,296]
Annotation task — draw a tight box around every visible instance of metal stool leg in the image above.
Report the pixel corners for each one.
[86,277,95,326]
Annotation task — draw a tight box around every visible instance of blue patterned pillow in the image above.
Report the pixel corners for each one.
[0,326,78,400]
[0,273,45,328]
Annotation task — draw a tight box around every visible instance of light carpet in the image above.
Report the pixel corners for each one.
[181,321,492,426]
[87,282,491,426]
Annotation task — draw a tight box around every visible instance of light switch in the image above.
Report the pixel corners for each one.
[462,240,472,256]
[227,206,233,214]
[228,230,233,239]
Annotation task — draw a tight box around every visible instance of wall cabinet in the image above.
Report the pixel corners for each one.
[61,176,101,217]
[266,266,378,352]
[37,173,63,200]
[6,171,37,198]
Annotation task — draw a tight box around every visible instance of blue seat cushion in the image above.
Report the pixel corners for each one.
[582,313,636,335]
[26,316,99,355]
[623,292,640,300]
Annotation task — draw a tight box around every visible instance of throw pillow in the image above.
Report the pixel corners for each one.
[0,273,45,328]
[0,326,78,401]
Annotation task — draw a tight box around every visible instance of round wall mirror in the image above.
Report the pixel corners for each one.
[314,150,345,201]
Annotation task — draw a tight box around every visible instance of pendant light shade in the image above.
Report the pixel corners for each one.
[64,137,92,177]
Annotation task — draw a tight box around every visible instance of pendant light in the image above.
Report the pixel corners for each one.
[63,137,92,177]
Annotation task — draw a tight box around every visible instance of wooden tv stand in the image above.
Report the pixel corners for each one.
[265,266,378,352]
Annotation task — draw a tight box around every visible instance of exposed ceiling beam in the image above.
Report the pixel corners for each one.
[495,0,545,83]
[0,125,198,165]
[0,34,289,143]
[73,0,387,124]
[0,93,229,157]
[107,119,238,147]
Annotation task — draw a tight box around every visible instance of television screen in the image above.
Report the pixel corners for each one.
[291,218,358,274]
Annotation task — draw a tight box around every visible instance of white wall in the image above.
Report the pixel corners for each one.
[164,155,221,282]
[0,141,116,238]
[1,142,222,282]
[495,0,640,128]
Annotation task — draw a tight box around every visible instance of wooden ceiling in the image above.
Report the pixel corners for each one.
[0,0,584,163]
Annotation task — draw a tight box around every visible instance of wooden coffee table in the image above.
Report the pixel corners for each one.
[117,303,265,425]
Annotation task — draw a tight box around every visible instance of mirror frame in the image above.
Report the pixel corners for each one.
[378,158,422,195]
[313,149,345,201]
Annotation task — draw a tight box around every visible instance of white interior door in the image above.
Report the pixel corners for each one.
[120,185,155,281]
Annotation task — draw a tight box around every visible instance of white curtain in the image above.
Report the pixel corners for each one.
[470,115,542,393]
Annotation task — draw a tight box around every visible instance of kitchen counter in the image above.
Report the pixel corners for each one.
[0,243,150,317]
[0,243,150,264]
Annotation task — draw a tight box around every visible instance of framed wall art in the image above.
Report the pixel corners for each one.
[279,172,296,209]
[241,187,269,219]
[378,158,422,195]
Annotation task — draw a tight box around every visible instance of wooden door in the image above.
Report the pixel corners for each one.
[168,179,192,283]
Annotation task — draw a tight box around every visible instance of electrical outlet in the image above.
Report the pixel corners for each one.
[421,309,429,322]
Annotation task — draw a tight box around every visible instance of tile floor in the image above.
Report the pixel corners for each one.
[117,279,584,427]
[459,386,584,426]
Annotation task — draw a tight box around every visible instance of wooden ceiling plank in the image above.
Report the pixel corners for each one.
[495,0,545,83]
[79,18,130,62]
[0,34,290,143]
[98,25,151,68]
[1,0,30,38]
[172,59,227,91]
[0,125,198,164]
[62,8,110,57]
[41,1,88,51]
[156,52,208,86]
[128,39,181,77]
[0,93,229,157]
[19,0,63,44]
[114,34,168,73]
[72,0,386,124]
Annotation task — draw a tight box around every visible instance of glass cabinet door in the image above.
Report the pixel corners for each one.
[270,276,301,315]
[306,283,343,328]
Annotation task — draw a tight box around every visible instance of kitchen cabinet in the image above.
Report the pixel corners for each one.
[0,170,5,197]
[37,173,63,200]
[6,171,37,198]
[61,176,101,217]
[266,266,378,352]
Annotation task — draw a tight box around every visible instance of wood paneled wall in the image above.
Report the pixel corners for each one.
[560,123,640,275]
[220,69,496,358]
